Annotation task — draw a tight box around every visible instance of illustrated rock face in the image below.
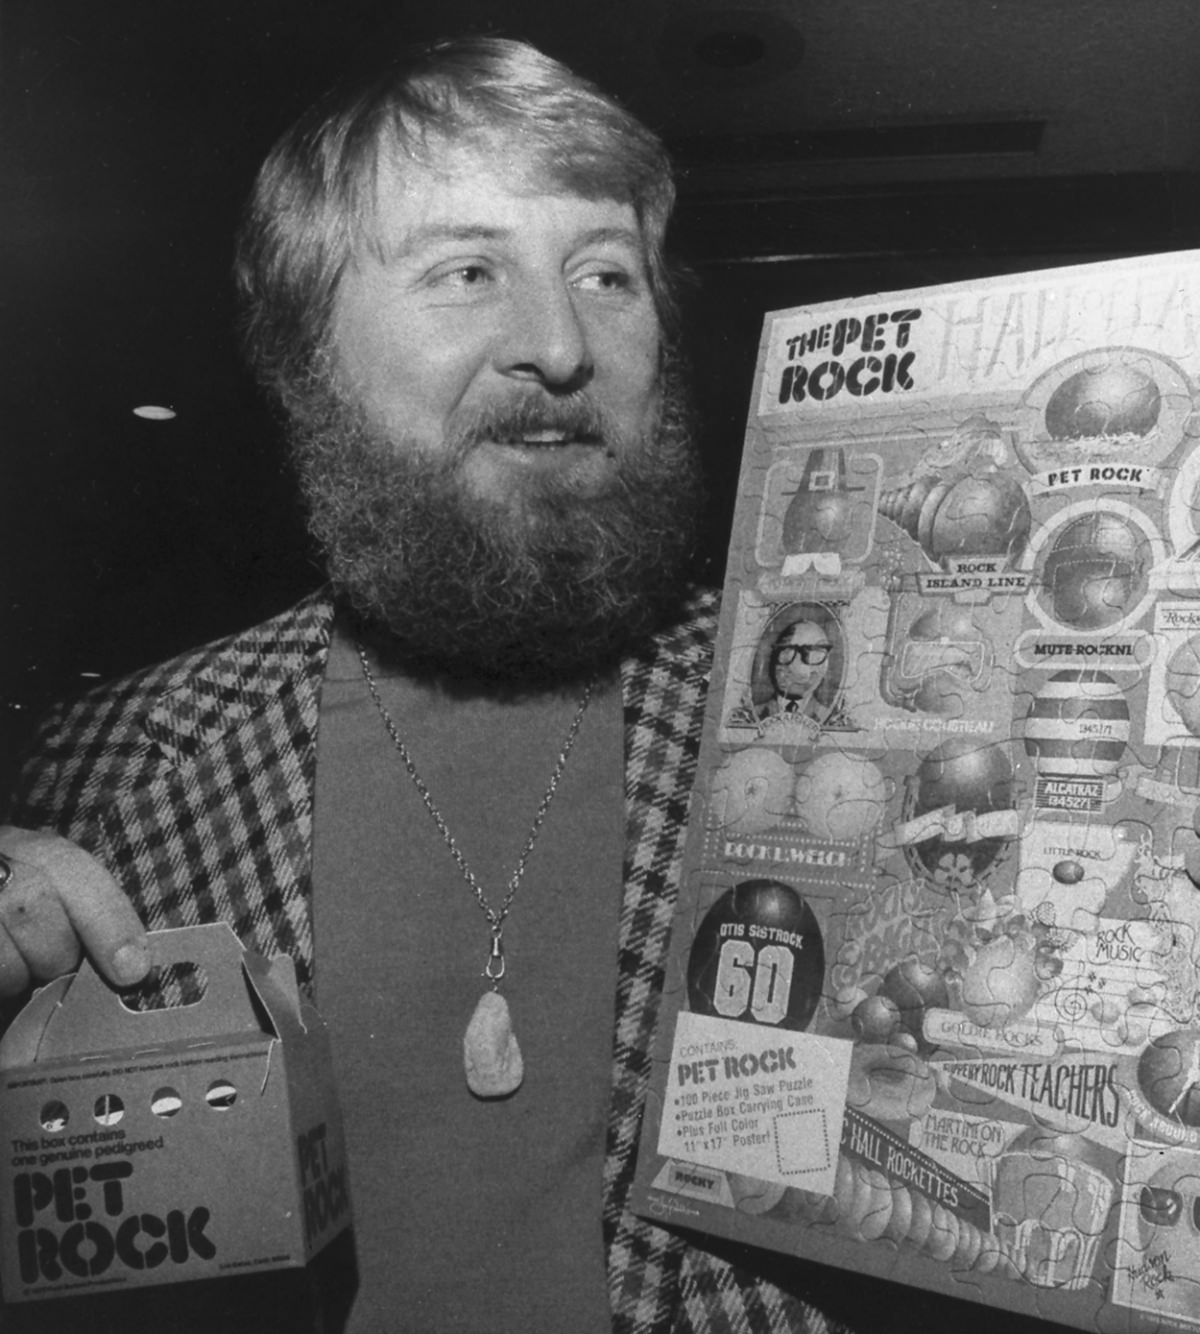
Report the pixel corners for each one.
[709,747,795,834]
[850,994,901,1044]
[1040,510,1146,629]
[878,471,1031,566]
[1166,635,1200,737]
[908,738,1014,891]
[885,602,990,716]
[960,934,1039,1028]
[1138,1029,1200,1125]
[914,736,1013,819]
[793,752,887,841]
[782,447,862,554]
[1022,669,1130,777]
[687,880,825,1031]
[1044,362,1161,441]
[876,960,949,1054]
[682,880,826,1024]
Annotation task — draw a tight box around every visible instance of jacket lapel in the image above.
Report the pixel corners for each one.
[102,595,333,994]
[608,592,716,1331]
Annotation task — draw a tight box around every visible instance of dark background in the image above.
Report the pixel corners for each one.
[3,4,1200,1329]
[4,0,1200,792]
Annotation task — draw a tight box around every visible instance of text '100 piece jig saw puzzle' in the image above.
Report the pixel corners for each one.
[631,250,1200,1331]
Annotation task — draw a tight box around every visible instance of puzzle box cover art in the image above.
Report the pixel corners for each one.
[631,251,1200,1330]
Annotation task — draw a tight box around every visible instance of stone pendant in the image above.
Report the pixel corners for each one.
[463,990,524,1098]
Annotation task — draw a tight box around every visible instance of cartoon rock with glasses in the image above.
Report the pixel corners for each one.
[728,603,846,740]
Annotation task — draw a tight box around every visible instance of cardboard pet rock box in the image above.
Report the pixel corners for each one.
[0,923,350,1303]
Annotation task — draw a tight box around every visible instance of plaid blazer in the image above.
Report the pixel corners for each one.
[12,591,846,1334]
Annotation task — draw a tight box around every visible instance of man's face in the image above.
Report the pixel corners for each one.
[771,621,832,700]
[330,139,663,515]
[291,135,701,685]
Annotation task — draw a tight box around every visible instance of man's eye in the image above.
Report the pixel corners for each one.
[575,269,632,293]
[435,264,492,289]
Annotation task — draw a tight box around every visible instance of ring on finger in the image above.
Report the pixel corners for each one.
[0,853,12,891]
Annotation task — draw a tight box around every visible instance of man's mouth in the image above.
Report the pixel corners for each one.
[460,395,609,453]
[493,429,601,447]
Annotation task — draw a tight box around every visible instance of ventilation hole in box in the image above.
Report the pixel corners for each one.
[94,1094,124,1127]
[151,1087,182,1118]
[206,1079,237,1110]
[120,961,209,1012]
[40,1101,68,1132]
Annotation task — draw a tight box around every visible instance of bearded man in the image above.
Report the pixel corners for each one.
[0,37,853,1334]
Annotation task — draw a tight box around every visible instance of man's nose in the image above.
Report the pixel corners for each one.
[495,280,593,393]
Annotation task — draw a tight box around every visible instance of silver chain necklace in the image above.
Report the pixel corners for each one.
[356,643,594,1098]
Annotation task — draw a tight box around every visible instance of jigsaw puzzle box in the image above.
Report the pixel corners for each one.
[631,250,1200,1330]
[0,924,350,1303]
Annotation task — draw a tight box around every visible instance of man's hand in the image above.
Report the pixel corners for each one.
[0,827,150,997]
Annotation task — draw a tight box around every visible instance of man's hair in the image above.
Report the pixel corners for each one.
[235,36,677,416]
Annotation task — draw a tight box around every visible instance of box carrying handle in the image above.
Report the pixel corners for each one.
[33,924,269,1058]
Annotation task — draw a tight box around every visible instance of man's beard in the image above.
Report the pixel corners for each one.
[289,359,704,686]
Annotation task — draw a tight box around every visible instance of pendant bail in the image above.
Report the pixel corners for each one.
[484,928,506,986]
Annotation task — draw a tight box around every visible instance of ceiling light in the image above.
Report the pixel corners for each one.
[657,8,804,84]
[694,30,768,70]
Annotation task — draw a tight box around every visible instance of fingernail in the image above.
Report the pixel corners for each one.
[113,942,150,985]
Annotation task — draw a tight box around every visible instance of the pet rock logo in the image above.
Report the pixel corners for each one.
[298,1122,349,1248]
[778,308,923,405]
[13,1162,215,1285]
